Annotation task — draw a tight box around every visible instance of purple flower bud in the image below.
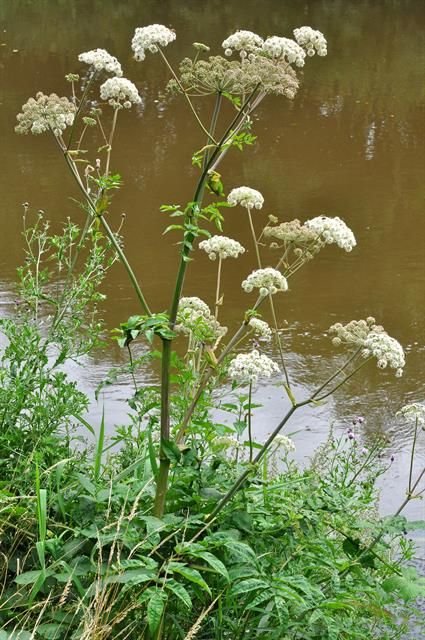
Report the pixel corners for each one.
[390,454,395,463]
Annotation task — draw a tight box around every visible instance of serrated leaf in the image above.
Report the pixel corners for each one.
[147,590,167,633]
[33,623,62,639]
[165,579,192,608]
[194,551,229,581]
[232,578,269,596]
[168,562,211,595]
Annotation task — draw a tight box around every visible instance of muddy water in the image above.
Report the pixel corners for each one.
[0,1,424,518]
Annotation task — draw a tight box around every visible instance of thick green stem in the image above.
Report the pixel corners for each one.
[154,92,226,517]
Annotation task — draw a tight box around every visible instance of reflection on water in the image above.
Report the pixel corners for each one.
[0,0,424,516]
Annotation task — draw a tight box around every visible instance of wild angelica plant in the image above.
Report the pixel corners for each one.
[7,21,425,639]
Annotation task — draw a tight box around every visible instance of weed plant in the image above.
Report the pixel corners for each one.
[0,24,424,640]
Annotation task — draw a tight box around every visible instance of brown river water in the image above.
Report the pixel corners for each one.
[0,1,424,520]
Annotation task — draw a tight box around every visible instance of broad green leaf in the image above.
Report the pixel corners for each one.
[168,562,211,595]
[0,631,32,640]
[232,578,269,596]
[147,590,167,633]
[165,579,192,608]
[193,551,229,582]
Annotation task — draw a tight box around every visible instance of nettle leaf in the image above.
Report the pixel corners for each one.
[147,589,167,633]
[232,578,270,596]
[165,579,192,609]
[382,574,425,601]
[0,631,33,640]
[192,551,229,582]
[168,562,211,595]
[32,623,62,640]
[162,439,181,464]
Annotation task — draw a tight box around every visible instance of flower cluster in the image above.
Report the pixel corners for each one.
[222,30,264,58]
[262,36,306,67]
[99,77,142,108]
[176,296,227,343]
[329,318,405,377]
[78,49,123,76]
[213,436,240,449]
[170,55,299,98]
[15,92,76,136]
[132,24,176,62]
[199,235,245,260]
[228,349,279,384]
[363,332,405,377]
[304,216,356,252]
[242,268,288,297]
[249,317,273,342]
[264,218,317,244]
[329,317,385,347]
[273,434,296,452]
[293,27,327,57]
[397,403,425,425]
[227,186,264,210]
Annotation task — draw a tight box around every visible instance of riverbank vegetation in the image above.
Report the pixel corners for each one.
[1,24,424,639]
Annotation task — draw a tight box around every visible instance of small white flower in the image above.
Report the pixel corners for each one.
[176,296,227,342]
[199,235,245,261]
[78,49,123,76]
[228,349,280,385]
[227,186,264,210]
[15,92,76,137]
[273,434,296,452]
[262,36,306,67]
[99,77,141,108]
[242,268,288,296]
[132,24,176,62]
[304,216,356,252]
[363,332,405,376]
[249,317,273,342]
[293,26,327,57]
[222,30,264,58]
[214,436,241,449]
[397,403,425,425]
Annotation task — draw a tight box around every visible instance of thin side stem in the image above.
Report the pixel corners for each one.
[105,107,119,177]
[247,382,253,463]
[408,418,418,493]
[56,136,152,316]
[158,48,217,143]
[214,256,222,321]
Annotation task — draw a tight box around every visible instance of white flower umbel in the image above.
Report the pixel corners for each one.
[363,332,405,377]
[329,318,384,347]
[222,30,264,58]
[15,92,76,136]
[227,186,264,210]
[176,296,227,342]
[78,49,123,76]
[242,268,288,297]
[100,77,142,108]
[249,317,273,342]
[262,36,306,67]
[273,434,296,452]
[293,27,327,57]
[132,24,176,62]
[329,318,405,377]
[304,216,356,252]
[228,349,279,385]
[199,235,245,261]
[397,403,425,425]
